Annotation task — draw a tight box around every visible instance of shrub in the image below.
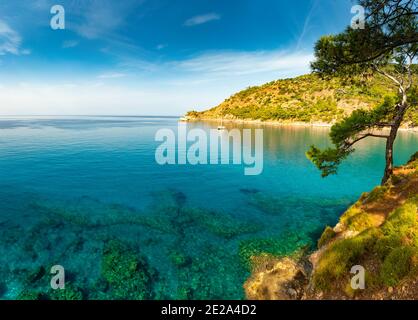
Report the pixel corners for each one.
[340,206,373,232]
[380,246,417,286]
[317,226,336,248]
[375,201,418,259]
[313,228,378,291]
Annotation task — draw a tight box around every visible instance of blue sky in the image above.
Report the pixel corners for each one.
[0,0,354,115]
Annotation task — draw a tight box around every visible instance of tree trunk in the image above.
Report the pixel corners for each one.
[382,129,396,185]
[381,91,408,185]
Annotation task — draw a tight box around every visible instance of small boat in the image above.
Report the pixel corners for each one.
[179,117,189,122]
[217,118,226,130]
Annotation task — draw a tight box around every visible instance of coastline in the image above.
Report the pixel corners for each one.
[185,117,418,133]
[245,153,418,300]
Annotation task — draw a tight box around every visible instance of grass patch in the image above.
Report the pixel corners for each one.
[317,226,336,248]
[380,246,417,286]
[314,197,418,293]
[313,228,379,291]
[340,205,373,232]
[363,185,389,204]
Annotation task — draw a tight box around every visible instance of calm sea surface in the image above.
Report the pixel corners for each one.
[0,116,416,299]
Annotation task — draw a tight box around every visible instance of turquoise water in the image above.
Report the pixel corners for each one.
[0,116,416,299]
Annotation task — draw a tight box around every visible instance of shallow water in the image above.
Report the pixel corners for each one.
[0,116,416,299]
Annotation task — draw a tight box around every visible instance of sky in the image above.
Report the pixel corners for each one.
[0,0,354,116]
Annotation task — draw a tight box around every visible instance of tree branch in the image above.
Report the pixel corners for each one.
[373,64,403,89]
[344,132,389,149]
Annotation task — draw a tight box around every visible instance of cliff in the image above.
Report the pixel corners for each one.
[245,152,418,300]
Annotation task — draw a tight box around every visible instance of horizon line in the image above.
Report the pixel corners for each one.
[0,114,182,118]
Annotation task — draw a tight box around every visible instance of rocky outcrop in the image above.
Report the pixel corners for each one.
[244,257,310,300]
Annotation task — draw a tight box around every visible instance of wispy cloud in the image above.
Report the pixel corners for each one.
[97,72,127,79]
[0,20,22,55]
[69,0,145,39]
[173,50,313,77]
[156,44,168,50]
[296,0,319,50]
[117,49,313,78]
[0,49,314,116]
[62,40,79,49]
[184,13,221,27]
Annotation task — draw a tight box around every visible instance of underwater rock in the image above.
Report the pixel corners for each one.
[16,283,83,300]
[25,266,46,285]
[170,189,187,208]
[239,188,260,195]
[149,189,187,213]
[2,189,322,300]
[101,240,155,300]
[169,251,191,267]
[0,282,6,297]
[247,193,352,217]
[174,244,247,300]
[49,283,83,300]
[238,234,311,269]
[16,290,44,300]
[188,208,263,239]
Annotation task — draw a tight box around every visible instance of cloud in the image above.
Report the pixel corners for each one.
[62,40,79,49]
[156,44,168,50]
[0,82,219,116]
[69,0,145,39]
[97,72,127,79]
[0,20,22,55]
[117,49,313,78]
[184,13,221,27]
[0,47,314,116]
[296,0,319,50]
[173,50,314,77]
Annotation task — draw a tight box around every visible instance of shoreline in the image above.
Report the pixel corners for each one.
[186,117,418,133]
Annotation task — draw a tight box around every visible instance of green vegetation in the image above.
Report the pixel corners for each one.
[315,202,418,290]
[169,251,190,267]
[189,0,417,187]
[313,154,418,295]
[49,283,83,300]
[339,205,374,233]
[101,240,154,300]
[188,73,408,124]
[16,290,43,300]
[238,233,309,270]
[317,226,336,248]
[314,228,379,291]
[380,246,417,287]
[307,0,417,185]
[239,238,290,269]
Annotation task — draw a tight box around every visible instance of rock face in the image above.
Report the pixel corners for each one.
[244,257,309,300]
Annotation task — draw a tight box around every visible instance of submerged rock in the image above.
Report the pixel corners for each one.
[101,240,155,300]
[239,188,260,195]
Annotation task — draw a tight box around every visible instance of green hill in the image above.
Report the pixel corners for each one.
[187,73,418,127]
